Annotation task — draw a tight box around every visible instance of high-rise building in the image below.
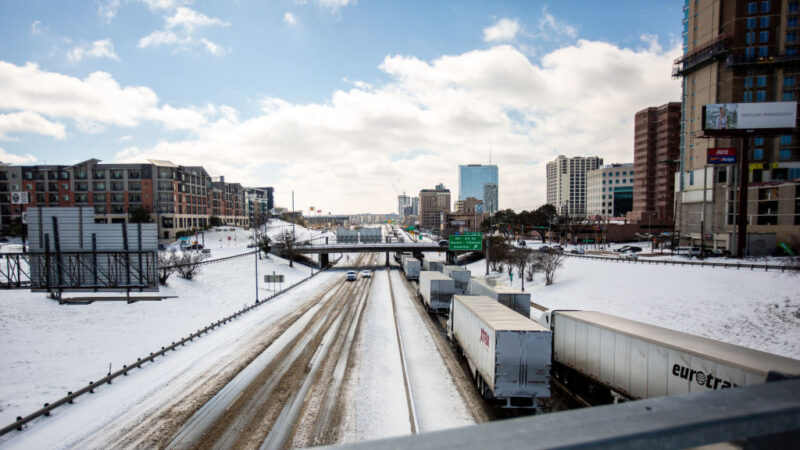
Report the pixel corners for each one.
[587,163,634,218]
[546,155,603,216]
[458,164,498,213]
[630,103,681,225]
[419,183,451,231]
[674,0,800,254]
[398,193,411,218]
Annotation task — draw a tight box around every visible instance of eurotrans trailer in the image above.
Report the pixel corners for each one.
[448,295,551,408]
[539,310,800,403]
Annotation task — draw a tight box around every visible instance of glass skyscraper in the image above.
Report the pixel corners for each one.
[458,164,498,213]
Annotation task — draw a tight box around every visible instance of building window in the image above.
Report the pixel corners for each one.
[746,47,756,59]
[791,1,800,12]
[757,75,767,87]
[746,32,756,44]
[785,76,796,88]
[761,1,770,12]
[754,148,764,160]
[747,17,757,28]
[781,135,792,145]
[780,149,792,160]
[93,182,106,191]
[744,76,754,88]
[783,92,795,101]
[743,91,754,102]
[93,170,105,179]
[760,16,770,27]
[759,31,769,42]
[790,32,799,43]
[758,46,768,57]
[748,1,758,13]
[756,90,767,101]
[790,48,799,56]
[790,17,799,28]
[754,137,765,145]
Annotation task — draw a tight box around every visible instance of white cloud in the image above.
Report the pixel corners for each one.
[115,37,680,213]
[141,0,192,10]
[31,20,43,35]
[200,38,228,56]
[139,6,229,55]
[483,18,520,43]
[0,61,208,133]
[0,111,66,140]
[0,147,37,164]
[119,135,133,142]
[537,6,577,40]
[284,12,298,26]
[316,0,355,13]
[97,0,121,23]
[67,39,120,62]
[166,7,229,33]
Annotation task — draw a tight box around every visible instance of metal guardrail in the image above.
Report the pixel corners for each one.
[160,250,257,270]
[561,252,798,272]
[332,378,800,450]
[0,255,341,438]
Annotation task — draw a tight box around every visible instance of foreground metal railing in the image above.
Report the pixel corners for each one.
[561,252,799,272]
[332,378,800,449]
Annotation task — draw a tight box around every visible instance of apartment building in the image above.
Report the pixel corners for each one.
[674,0,800,253]
[586,163,634,219]
[631,103,681,225]
[546,155,603,216]
[419,183,451,231]
[0,159,257,240]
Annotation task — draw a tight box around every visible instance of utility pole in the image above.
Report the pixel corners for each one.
[291,190,295,241]
[253,225,258,303]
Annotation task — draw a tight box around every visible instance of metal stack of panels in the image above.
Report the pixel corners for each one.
[358,227,382,243]
[469,277,531,318]
[26,207,158,292]
[336,228,358,244]
[443,264,471,294]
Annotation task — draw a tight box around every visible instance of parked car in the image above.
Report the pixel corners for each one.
[346,271,357,281]
[618,251,639,260]
[539,245,550,252]
[614,245,643,253]
[517,240,527,247]
[551,245,564,253]
[361,270,372,279]
[439,239,449,247]
[186,244,204,250]
[246,243,257,248]
[674,246,701,257]
[570,248,586,255]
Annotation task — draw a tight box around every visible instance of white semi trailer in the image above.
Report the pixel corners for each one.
[402,256,421,280]
[448,295,551,408]
[539,310,800,401]
[419,271,455,312]
[442,265,471,294]
[468,277,531,318]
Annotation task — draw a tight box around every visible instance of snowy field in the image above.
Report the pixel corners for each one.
[466,249,800,359]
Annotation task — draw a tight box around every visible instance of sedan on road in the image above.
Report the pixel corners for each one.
[361,270,372,279]
[346,271,357,281]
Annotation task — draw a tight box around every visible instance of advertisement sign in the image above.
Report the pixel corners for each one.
[450,220,466,226]
[449,233,483,251]
[707,147,737,164]
[703,102,797,131]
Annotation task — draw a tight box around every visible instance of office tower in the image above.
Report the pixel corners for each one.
[545,155,603,216]
[458,164,499,213]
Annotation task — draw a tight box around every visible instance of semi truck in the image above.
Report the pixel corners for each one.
[419,271,455,312]
[448,295,551,408]
[468,277,531,318]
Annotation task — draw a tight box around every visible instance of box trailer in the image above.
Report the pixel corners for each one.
[442,265,471,294]
[402,257,421,280]
[419,271,455,312]
[448,295,551,408]
[468,277,531,318]
[423,259,444,272]
[540,310,800,400]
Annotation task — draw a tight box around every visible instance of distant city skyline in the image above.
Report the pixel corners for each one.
[0,1,682,214]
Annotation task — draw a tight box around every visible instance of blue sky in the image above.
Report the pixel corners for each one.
[0,0,683,213]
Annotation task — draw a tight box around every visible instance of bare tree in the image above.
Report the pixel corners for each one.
[526,251,544,283]
[539,251,565,286]
[158,251,177,285]
[275,229,298,267]
[174,251,207,280]
[508,247,533,291]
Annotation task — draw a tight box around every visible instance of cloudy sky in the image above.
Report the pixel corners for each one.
[0,0,682,214]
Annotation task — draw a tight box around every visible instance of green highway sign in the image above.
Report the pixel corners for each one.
[449,233,483,251]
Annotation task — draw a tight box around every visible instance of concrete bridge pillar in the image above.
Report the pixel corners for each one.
[386,251,390,267]
[319,252,329,268]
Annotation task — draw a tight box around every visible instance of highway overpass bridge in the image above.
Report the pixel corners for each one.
[290,242,459,266]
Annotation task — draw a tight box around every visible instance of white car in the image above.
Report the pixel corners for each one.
[346,271,357,281]
[618,251,638,260]
[361,270,372,279]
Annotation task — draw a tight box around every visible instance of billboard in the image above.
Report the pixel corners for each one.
[707,147,737,164]
[703,102,797,131]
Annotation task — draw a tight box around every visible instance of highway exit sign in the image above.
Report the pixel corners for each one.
[449,233,483,251]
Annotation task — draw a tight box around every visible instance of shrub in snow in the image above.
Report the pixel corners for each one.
[158,251,177,285]
[175,252,207,280]
[539,252,564,286]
